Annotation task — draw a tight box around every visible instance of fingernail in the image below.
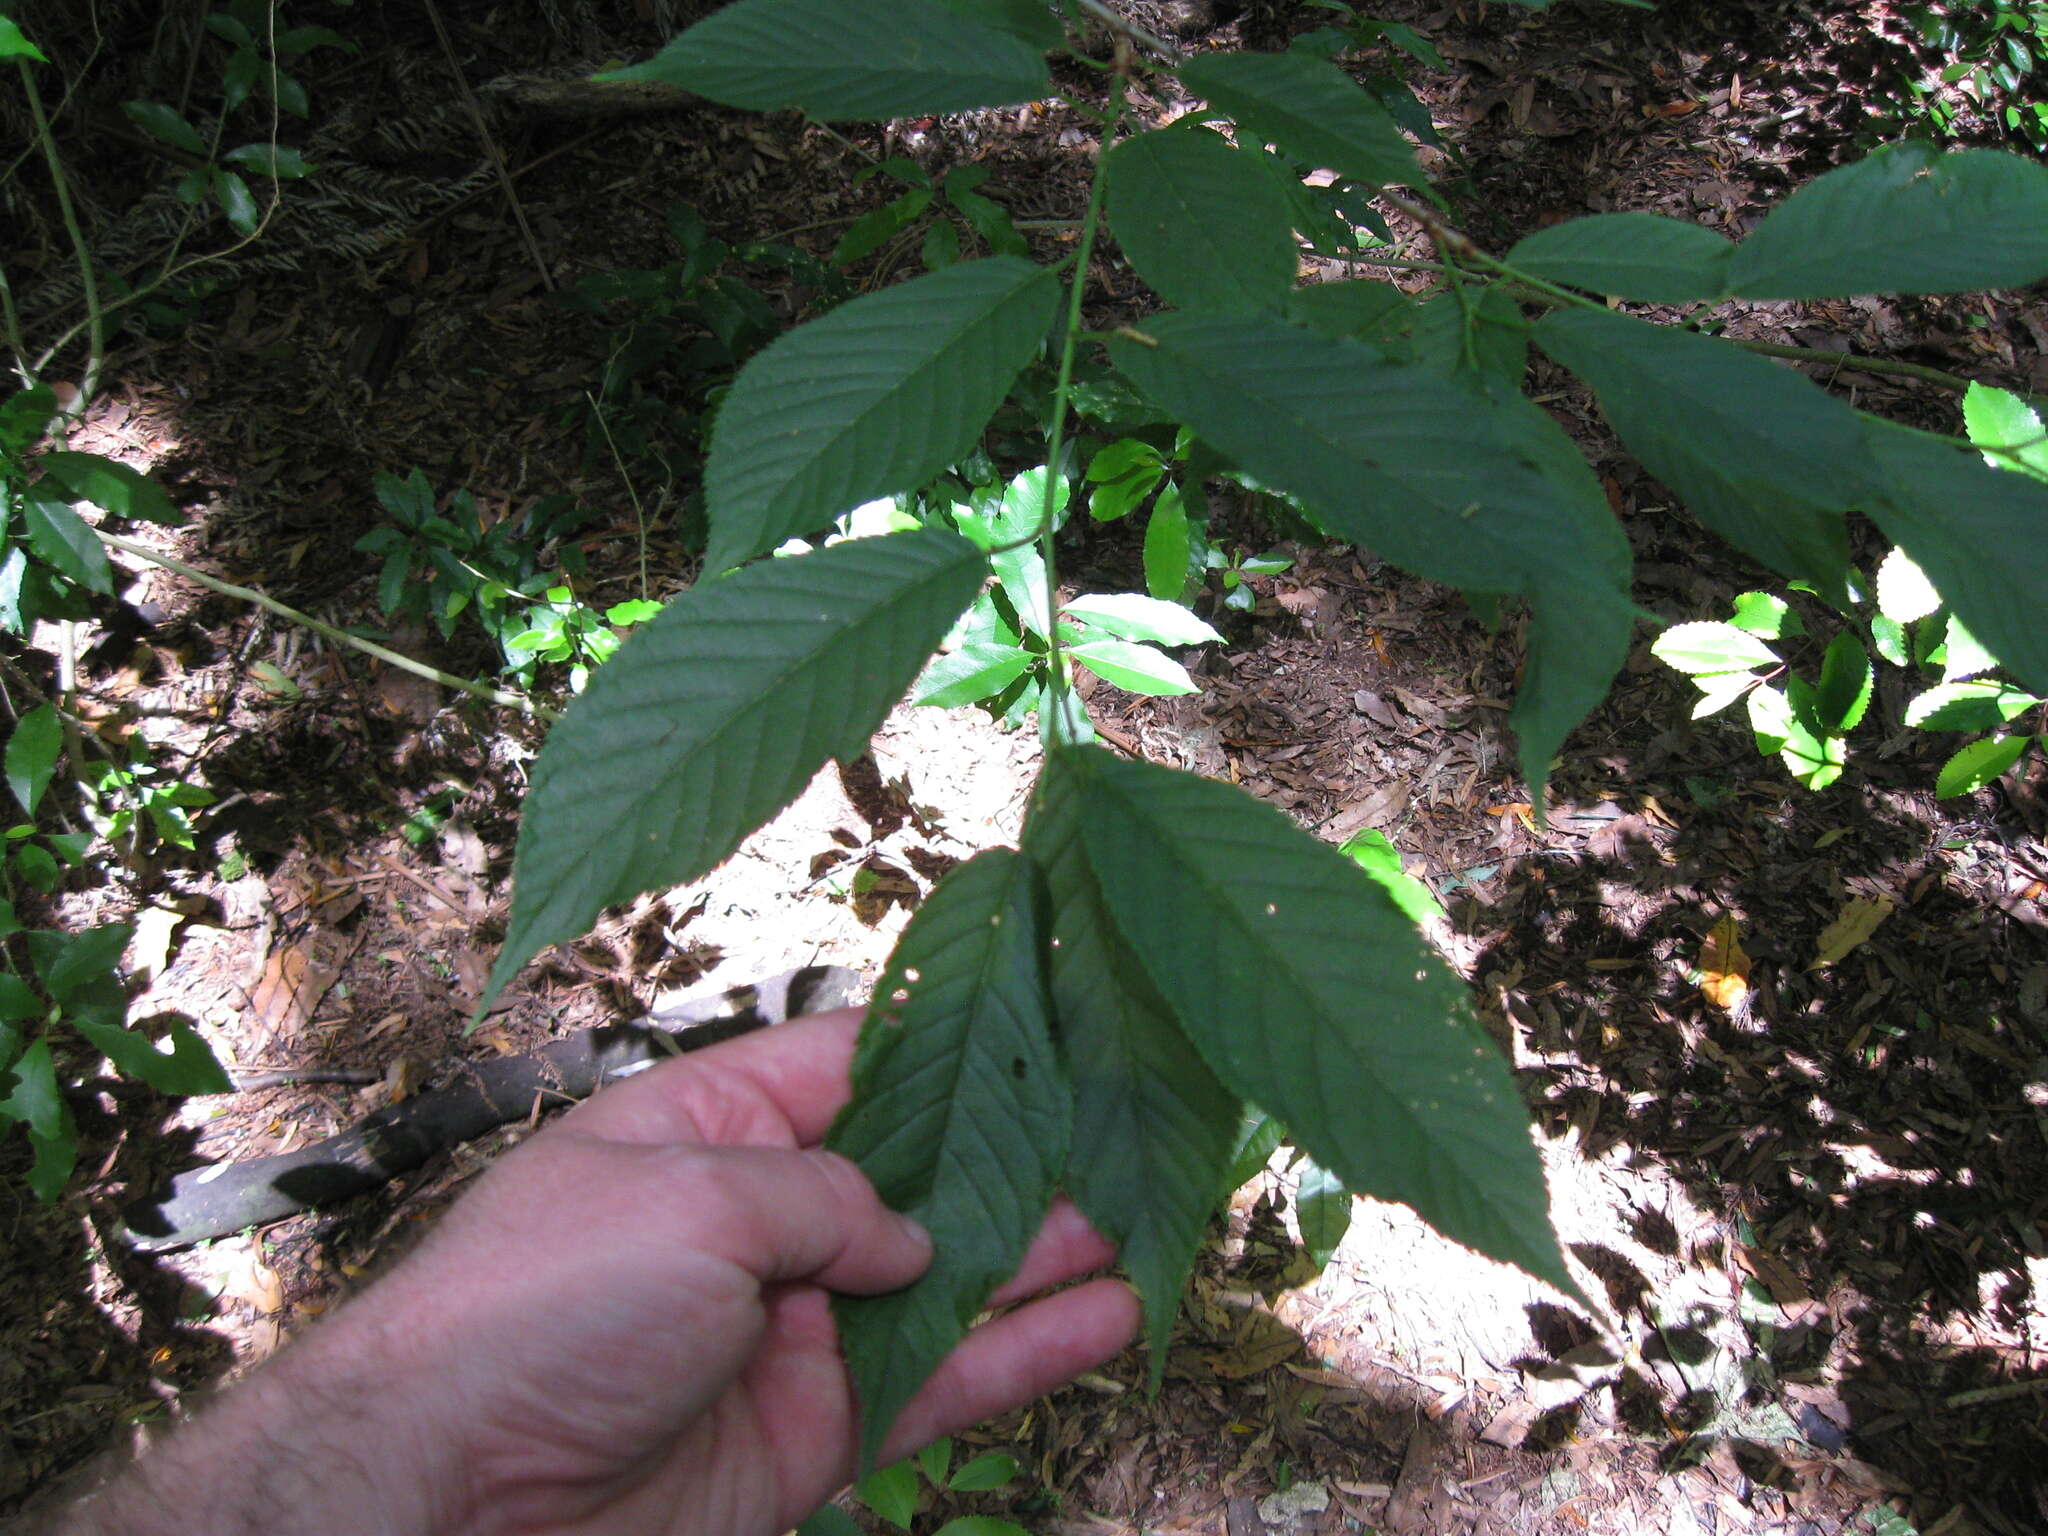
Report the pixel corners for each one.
[893,1211,933,1253]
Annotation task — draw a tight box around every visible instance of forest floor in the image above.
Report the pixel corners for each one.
[4,1,2047,1532]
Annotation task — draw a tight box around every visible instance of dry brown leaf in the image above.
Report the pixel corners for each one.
[1697,914,1750,1011]
[1809,896,1893,970]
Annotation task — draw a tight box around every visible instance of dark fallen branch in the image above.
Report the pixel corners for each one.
[118,966,863,1253]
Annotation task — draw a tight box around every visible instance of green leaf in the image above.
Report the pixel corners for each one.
[20,491,113,595]
[1061,593,1221,647]
[212,169,261,235]
[1940,615,2000,684]
[1069,639,1198,696]
[0,384,59,456]
[1067,748,1574,1297]
[1875,546,1942,625]
[1506,213,1734,303]
[1285,278,1416,346]
[0,18,49,62]
[0,1039,77,1201]
[1406,288,1529,390]
[833,188,934,265]
[1222,1111,1285,1195]
[0,967,37,1019]
[1963,380,2048,481]
[914,643,1036,707]
[704,257,1059,570]
[1729,143,2048,299]
[948,1452,1019,1491]
[1085,438,1165,523]
[927,0,1063,50]
[1860,423,2048,696]
[1337,828,1445,924]
[69,1005,231,1096]
[795,1506,866,1536]
[220,143,314,179]
[1176,50,1420,190]
[36,924,129,1004]
[1143,485,1191,602]
[1294,1156,1351,1268]
[1109,315,1631,801]
[1935,734,2031,797]
[38,451,179,523]
[1728,591,1803,639]
[487,529,985,1005]
[854,1462,921,1530]
[1533,308,1857,596]
[1906,679,2044,731]
[1777,677,1846,789]
[1024,754,1241,1389]
[1869,612,1909,667]
[122,100,205,154]
[915,1439,952,1490]
[1815,632,1874,732]
[599,0,1050,120]
[6,704,62,816]
[830,849,1067,1471]
[1653,621,1779,675]
[1105,126,1297,316]
[933,1522,1033,1536]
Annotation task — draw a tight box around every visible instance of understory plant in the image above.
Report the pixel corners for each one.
[471,0,2048,1473]
[1655,380,2046,795]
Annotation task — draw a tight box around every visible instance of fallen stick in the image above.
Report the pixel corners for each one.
[117,965,863,1253]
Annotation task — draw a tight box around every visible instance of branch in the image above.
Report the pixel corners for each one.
[117,966,862,1250]
[95,531,560,721]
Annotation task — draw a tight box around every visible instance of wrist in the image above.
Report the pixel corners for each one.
[50,1299,470,1536]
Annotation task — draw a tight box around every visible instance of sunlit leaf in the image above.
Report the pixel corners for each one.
[1061,593,1221,647]
[1808,896,1893,970]
[1904,679,2042,732]
[1962,380,2048,481]
[1068,639,1197,696]
[914,643,1036,707]
[1696,915,1749,1012]
[1935,734,2032,797]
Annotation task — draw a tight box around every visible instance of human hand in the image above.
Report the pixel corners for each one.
[60,1009,1136,1536]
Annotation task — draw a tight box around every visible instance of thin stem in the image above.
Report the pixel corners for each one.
[1724,337,1994,397]
[586,386,651,598]
[19,57,103,408]
[95,531,560,721]
[1032,82,1124,716]
[1069,0,1182,63]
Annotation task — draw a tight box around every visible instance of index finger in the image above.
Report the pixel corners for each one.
[566,1006,869,1147]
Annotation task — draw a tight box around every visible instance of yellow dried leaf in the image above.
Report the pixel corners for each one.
[1809,896,1893,969]
[1698,915,1750,1011]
